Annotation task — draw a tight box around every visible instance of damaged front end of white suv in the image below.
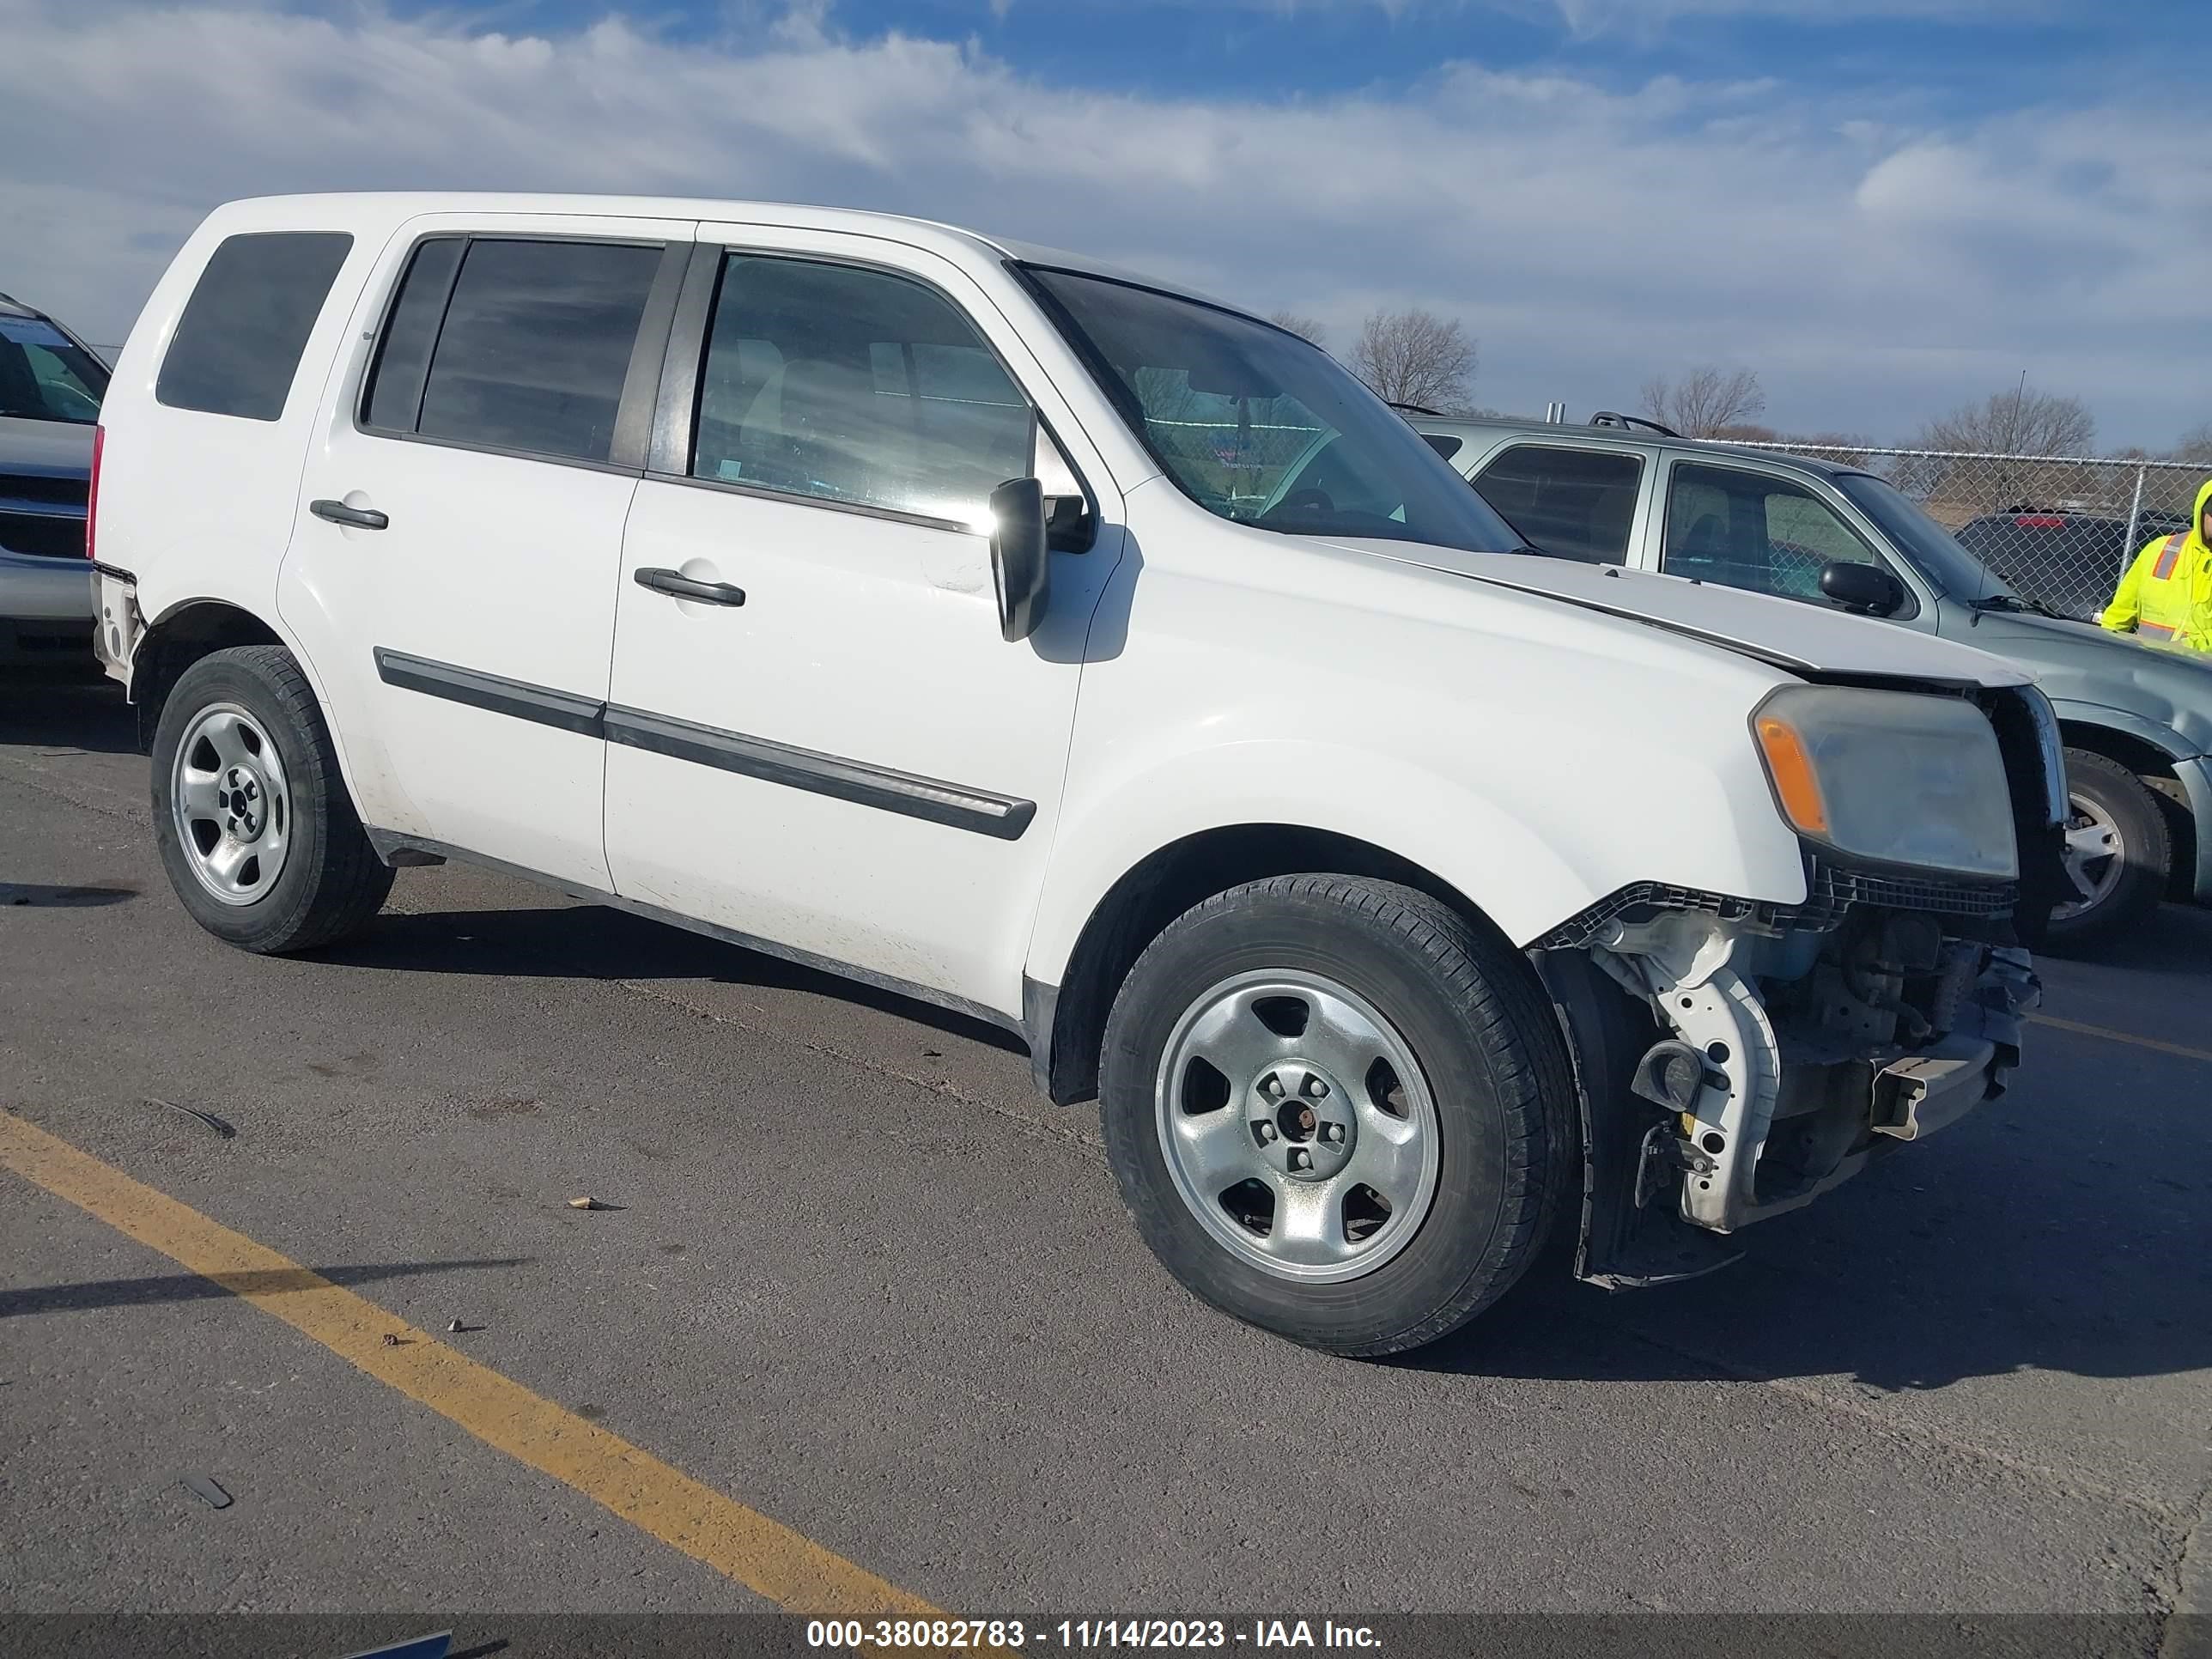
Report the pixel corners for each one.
[1538,679,2066,1287]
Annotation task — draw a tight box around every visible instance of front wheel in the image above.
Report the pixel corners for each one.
[1098,874,1573,1357]
[2045,748,2168,955]
[150,644,394,953]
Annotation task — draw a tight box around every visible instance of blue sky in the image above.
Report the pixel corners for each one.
[3,0,2205,448]
[381,0,2191,118]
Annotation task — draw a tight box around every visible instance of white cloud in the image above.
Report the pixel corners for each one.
[1539,0,2042,32]
[1011,0,2032,19]
[0,0,2201,445]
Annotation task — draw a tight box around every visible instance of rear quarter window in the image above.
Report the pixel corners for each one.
[156,232,354,421]
[361,236,663,465]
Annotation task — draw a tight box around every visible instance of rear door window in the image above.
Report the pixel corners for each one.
[1470,443,1644,564]
[156,232,355,421]
[1662,460,1901,611]
[381,239,662,465]
[359,237,465,434]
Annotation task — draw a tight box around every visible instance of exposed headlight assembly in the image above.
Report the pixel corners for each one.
[1753,685,2018,879]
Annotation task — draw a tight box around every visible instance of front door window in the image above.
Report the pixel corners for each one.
[693,254,1035,532]
[1662,461,1908,614]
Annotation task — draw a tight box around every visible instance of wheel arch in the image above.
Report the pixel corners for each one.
[2055,714,2197,896]
[2057,715,2182,786]
[1028,823,1529,1107]
[131,599,288,753]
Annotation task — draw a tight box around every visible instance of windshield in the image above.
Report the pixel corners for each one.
[0,314,108,424]
[1023,267,1518,553]
[1833,472,2018,605]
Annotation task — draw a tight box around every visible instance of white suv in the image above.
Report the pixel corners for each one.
[94,194,2064,1355]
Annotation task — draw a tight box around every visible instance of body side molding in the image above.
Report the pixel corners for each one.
[372,647,604,737]
[371,647,1036,839]
[603,703,1035,841]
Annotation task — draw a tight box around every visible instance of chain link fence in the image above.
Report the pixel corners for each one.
[1725,442,2208,621]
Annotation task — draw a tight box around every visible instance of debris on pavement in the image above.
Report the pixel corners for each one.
[568,1195,605,1210]
[149,1097,236,1139]
[179,1474,233,1510]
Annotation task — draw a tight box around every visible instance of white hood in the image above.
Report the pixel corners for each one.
[1328,541,2034,689]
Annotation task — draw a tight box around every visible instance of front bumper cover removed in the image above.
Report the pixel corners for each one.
[1539,923,2040,1291]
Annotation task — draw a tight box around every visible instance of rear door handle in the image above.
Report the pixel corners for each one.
[633,567,745,607]
[310,499,388,531]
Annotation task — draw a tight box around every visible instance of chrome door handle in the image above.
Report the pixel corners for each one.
[310,499,388,531]
[634,567,745,607]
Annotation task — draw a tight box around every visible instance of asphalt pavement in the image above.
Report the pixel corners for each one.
[3,674,2209,1632]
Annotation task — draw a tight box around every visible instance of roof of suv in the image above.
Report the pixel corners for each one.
[1409,412,1867,480]
[195,192,1227,313]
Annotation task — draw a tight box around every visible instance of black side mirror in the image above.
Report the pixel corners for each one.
[1044,492,1094,554]
[1819,561,1906,617]
[989,477,1051,642]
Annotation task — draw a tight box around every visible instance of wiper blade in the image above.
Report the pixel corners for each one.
[1972,593,2074,622]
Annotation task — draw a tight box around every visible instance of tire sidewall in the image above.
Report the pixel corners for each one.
[151,651,343,949]
[2045,750,2166,950]
[1101,883,1544,1353]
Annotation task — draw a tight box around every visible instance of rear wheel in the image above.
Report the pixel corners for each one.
[2045,747,2168,954]
[151,644,393,953]
[1098,874,1572,1357]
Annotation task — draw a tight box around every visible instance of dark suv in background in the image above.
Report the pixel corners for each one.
[1,291,108,664]
[1955,507,2192,623]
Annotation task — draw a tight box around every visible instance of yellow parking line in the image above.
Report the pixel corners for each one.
[2030,1012,2212,1066]
[0,1109,945,1620]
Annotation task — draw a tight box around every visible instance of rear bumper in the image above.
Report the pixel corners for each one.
[89,564,143,688]
[0,551,94,665]
[0,550,94,622]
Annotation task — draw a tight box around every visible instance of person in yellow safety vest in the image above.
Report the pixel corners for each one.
[2101,477,2212,653]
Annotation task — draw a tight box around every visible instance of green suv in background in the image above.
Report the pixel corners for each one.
[1410,413,2212,952]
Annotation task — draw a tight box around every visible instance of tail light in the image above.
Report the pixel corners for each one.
[2012,514,2067,529]
[84,422,104,563]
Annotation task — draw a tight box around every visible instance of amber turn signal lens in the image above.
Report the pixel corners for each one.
[1755,715,1830,836]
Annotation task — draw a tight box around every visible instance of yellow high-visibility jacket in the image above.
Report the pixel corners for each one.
[2102,477,2212,653]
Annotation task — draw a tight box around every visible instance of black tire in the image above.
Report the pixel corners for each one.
[1098,874,1573,1358]
[150,644,394,953]
[2044,748,2168,955]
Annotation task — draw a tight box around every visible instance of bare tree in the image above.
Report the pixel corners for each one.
[1352,307,1478,411]
[1638,367,1766,438]
[2172,422,2212,465]
[1915,384,2094,457]
[1267,310,1327,347]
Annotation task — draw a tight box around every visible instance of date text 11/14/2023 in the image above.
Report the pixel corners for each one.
[804,1620,1383,1650]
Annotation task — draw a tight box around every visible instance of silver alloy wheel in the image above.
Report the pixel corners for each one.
[172,702,292,907]
[1155,969,1442,1283]
[2053,791,2124,921]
